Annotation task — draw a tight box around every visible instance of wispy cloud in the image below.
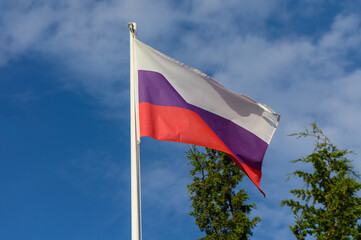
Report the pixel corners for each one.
[252,204,294,240]
[141,156,191,214]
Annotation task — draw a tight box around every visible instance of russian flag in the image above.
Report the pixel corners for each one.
[134,39,280,195]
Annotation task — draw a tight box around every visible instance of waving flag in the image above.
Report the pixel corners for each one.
[134,39,280,195]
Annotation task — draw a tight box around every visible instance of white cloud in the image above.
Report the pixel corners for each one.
[0,2,54,65]
[320,14,361,50]
[140,145,191,215]
[252,204,294,240]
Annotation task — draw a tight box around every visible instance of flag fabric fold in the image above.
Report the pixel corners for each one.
[134,39,280,195]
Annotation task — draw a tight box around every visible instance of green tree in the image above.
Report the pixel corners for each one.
[186,145,260,240]
[281,123,361,239]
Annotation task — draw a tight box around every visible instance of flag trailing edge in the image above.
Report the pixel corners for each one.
[134,38,280,196]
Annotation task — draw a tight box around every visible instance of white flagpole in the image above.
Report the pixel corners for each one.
[128,22,141,240]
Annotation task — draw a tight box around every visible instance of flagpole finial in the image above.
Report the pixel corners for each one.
[128,22,137,38]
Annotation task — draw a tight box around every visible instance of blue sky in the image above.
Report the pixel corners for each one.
[1,0,361,239]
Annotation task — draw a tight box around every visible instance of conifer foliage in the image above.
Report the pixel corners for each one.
[186,146,260,240]
[281,123,361,239]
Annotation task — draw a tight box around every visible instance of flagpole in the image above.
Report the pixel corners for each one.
[129,22,141,240]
